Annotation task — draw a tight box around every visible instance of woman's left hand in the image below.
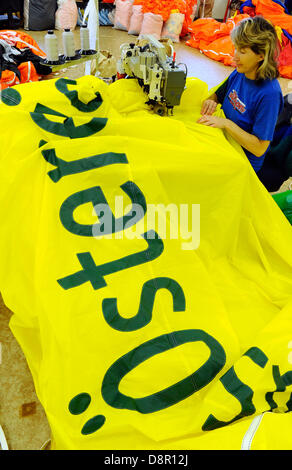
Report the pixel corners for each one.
[197,115,228,129]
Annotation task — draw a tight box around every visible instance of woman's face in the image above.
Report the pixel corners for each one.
[233,46,264,79]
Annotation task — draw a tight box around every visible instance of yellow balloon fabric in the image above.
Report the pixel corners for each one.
[0,76,292,450]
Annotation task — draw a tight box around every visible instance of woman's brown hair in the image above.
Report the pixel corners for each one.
[231,16,280,80]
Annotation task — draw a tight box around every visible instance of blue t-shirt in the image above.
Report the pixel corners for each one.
[216,70,283,172]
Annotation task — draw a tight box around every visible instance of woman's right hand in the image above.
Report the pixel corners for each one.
[200,99,218,115]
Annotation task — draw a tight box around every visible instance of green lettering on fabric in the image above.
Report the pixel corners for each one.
[102,277,186,331]
[265,366,292,411]
[0,88,22,106]
[68,392,106,435]
[101,329,226,414]
[286,393,292,411]
[243,347,269,368]
[68,393,91,415]
[34,103,68,117]
[55,78,103,112]
[202,347,268,431]
[39,139,48,148]
[59,182,146,236]
[30,103,107,138]
[81,415,106,435]
[57,230,164,291]
[41,147,128,183]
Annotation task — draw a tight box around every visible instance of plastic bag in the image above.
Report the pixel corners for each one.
[140,12,163,40]
[128,4,143,35]
[55,0,78,31]
[90,49,117,78]
[161,12,185,43]
[114,0,133,31]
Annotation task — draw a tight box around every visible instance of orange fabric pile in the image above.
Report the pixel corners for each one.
[181,0,198,36]
[186,0,292,79]
[0,30,46,90]
[133,0,197,35]
[134,0,186,21]
[186,14,250,65]
[245,0,292,32]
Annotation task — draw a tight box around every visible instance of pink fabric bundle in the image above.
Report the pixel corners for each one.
[114,0,134,31]
[140,12,163,40]
[128,5,144,35]
[55,0,78,31]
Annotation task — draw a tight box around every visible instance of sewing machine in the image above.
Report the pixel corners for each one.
[117,35,187,116]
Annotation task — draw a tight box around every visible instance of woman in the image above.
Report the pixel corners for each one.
[198,16,284,174]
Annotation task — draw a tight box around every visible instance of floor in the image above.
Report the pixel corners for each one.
[0,25,291,451]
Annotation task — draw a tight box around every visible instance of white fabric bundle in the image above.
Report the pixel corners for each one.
[161,12,185,43]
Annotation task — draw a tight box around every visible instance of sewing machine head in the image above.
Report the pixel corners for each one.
[117,35,187,116]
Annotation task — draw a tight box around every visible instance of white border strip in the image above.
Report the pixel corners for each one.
[241,413,265,450]
[0,424,8,450]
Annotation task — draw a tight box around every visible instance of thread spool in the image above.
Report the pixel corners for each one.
[80,24,90,52]
[62,28,76,59]
[44,30,59,63]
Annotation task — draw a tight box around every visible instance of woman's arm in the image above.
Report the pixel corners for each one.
[197,115,270,157]
[224,118,270,157]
